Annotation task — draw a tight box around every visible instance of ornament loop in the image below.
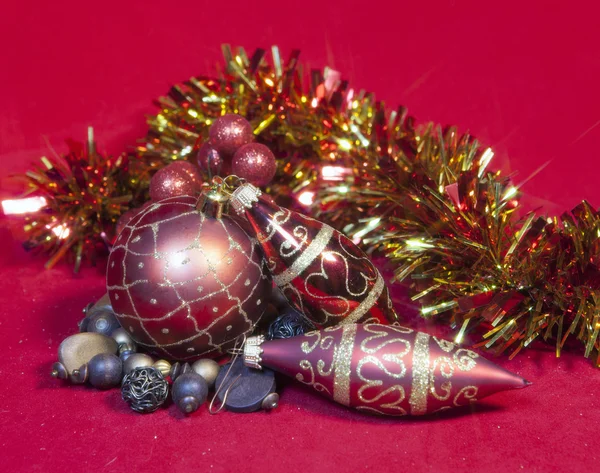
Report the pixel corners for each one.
[209,334,246,414]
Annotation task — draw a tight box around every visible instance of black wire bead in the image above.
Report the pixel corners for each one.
[267,307,313,340]
[121,367,169,413]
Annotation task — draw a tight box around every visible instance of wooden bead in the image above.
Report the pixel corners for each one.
[172,373,208,414]
[88,353,123,389]
[153,359,171,377]
[169,362,192,381]
[191,359,220,388]
[50,361,68,380]
[58,333,118,374]
[123,353,154,374]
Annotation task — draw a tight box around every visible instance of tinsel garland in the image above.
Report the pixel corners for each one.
[319,124,600,365]
[138,45,396,207]
[14,131,148,271]
[7,45,600,364]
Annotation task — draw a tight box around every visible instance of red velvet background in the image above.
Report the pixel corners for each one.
[1,1,599,472]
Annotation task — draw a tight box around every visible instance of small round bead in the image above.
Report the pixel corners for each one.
[172,373,208,415]
[261,392,280,411]
[121,367,169,413]
[267,307,311,340]
[88,353,123,389]
[118,341,137,355]
[69,364,89,384]
[50,361,68,380]
[119,350,135,362]
[85,310,121,337]
[112,328,134,346]
[191,359,220,388]
[153,359,172,377]
[123,353,154,374]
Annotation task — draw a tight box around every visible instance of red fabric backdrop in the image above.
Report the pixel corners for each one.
[1,1,599,472]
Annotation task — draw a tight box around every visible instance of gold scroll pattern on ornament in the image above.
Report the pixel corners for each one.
[410,335,480,415]
[295,324,480,416]
[296,325,344,396]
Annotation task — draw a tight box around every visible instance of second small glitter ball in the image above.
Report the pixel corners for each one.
[232,143,277,187]
[209,114,254,157]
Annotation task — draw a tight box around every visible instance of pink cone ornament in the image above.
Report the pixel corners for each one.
[243,324,530,416]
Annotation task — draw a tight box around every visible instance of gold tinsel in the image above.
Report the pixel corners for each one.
[11,45,600,363]
[319,123,600,365]
[138,45,406,207]
[18,129,148,271]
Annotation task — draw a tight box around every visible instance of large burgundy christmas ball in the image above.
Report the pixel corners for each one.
[106,196,270,360]
[149,161,203,202]
[115,201,153,236]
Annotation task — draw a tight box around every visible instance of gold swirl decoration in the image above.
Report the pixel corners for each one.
[296,326,345,398]
[429,339,480,407]
[354,325,414,416]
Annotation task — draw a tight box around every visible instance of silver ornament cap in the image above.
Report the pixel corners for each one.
[243,335,265,370]
[230,183,262,215]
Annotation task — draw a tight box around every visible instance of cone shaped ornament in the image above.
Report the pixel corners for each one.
[243,324,530,416]
[230,183,398,328]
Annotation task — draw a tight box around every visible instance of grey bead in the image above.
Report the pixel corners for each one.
[267,307,311,340]
[112,328,134,346]
[119,350,135,362]
[88,353,123,389]
[85,311,121,337]
[191,359,220,388]
[118,342,137,355]
[172,373,209,414]
[123,353,154,374]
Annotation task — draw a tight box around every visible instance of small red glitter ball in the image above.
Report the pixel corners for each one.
[196,141,227,176]
[209,114,254,157]
[231,143,277,187]
[149,161,203,202]
[107,196,271,360]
